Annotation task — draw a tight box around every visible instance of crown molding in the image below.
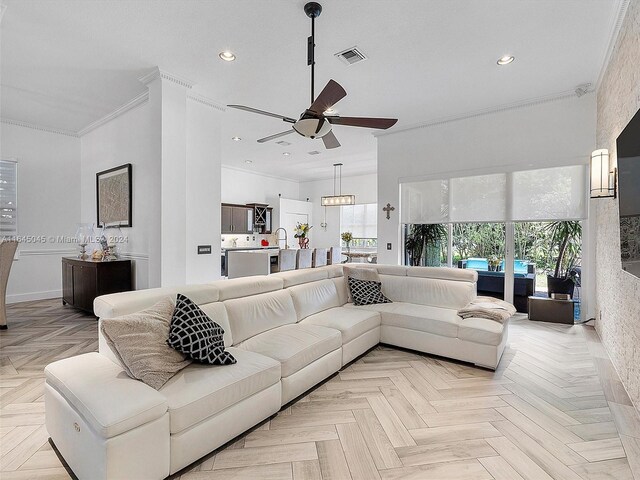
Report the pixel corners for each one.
[78,91,149,136]
[595,0,631,89]
[138,67,195,89]
[187,92,226,112]
[375,88,594,138]
[221,164,300,184]
[0,118,79,137]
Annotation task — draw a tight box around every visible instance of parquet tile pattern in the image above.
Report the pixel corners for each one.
[1,299,640,479]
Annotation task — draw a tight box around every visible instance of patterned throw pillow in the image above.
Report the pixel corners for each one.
[348,277,392,306]
[167,294,236,365]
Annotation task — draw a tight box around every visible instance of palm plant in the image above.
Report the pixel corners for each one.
[544,220,582,278]
[405,224,447,266]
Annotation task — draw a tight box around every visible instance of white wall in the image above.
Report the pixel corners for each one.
[299,173,377,248]
[377,94,597,313]
[221,165,299,234]
[80,96,161,289]
[1,123,81,302]
[594,0,640,408]
[186,100,223,282]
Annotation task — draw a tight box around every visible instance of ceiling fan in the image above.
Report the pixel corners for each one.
[227,2,398,150]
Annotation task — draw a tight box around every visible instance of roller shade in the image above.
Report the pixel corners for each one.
[341,203,377,238]
[400,165,587,224]
[511,165,588,221]
[0,160,17,237]
[400,179,448,224]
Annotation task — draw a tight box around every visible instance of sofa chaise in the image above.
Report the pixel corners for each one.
[44,264,510,479]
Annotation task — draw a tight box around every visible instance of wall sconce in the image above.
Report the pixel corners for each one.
[590,149,617,199]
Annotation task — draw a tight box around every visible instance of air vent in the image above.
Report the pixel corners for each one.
[308,150,321,156]
[276,140,292,146]
[335,46,367,66]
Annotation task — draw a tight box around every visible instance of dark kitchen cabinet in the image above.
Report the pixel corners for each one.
[62,258,132,314]
[221,204,254,234]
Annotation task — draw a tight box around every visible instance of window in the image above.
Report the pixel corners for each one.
[340,203,377,248]
[0,160,17,238]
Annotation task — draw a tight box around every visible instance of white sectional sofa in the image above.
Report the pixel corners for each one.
[44,264,509,480]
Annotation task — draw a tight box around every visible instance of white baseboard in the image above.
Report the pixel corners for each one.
[6,289,62,304]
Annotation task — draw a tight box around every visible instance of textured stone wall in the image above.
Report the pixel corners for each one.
[595,0,640,408]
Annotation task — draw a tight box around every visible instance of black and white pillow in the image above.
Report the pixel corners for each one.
[348,277,392,306]
[167,294,236,365]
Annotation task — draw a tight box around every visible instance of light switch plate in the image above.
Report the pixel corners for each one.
[197,245,212,255]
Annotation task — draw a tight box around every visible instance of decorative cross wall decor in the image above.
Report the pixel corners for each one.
[383,203,395,220]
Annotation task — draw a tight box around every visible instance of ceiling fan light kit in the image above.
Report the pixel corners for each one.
[227,2,397,150]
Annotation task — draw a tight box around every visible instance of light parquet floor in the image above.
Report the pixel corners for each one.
[1,299,640,479]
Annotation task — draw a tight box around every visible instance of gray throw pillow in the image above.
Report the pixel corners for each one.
[100,298,192,389]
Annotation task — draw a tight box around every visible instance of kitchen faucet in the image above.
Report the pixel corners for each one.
[274,228,289,249]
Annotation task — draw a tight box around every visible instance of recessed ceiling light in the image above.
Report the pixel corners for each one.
[245,160,253,164]
[219,51,236,62]
[231,136,242,141]
[283,152,291,156]
[497,55,515,66]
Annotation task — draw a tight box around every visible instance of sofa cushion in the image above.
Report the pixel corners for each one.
[168,295,236,365]
[237,324,341,377]
[458,317,506,346]
[301,307,381,344]
[346,302,460,338]
[159,347,280,434]
[45,353,168,439]
[271,268,329,288]
[287,279,341,321]
[407,266,478,282]
[224,289,298,344]
[214,276,284,302]
[380,275,475,310]
[94,284,220,319]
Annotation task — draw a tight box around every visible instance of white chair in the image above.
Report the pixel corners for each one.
[312,248,327,268]
[296,249,312,269]
[328,246,344,265]
[278,249,297,272]
[1,240,18,329]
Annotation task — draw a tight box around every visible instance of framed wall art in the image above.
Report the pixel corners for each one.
[96,163,132,227]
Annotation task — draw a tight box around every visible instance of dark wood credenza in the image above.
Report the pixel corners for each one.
[62,257,132,314]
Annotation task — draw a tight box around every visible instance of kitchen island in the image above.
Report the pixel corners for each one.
[222,247,280,278]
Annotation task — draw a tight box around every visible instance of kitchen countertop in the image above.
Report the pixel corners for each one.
[222,246,279,252]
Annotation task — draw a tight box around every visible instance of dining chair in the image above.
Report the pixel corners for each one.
[296,249,313,269]
[0,240,19,329]
[278,249,297,272]
[312,248,327,268]
[328,246,345,265]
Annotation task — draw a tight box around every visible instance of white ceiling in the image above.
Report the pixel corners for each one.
[1,0,624,181]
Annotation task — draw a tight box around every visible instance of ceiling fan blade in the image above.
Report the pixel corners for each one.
[308,80,347,114]
[327,116,398,129]
[257,129,296,143]
[322,130,341,149]
[227,105,297,123]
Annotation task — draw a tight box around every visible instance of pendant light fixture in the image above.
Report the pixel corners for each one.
[321,163,355,206]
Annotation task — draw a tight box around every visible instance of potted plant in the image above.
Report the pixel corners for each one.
[341,231,353,253]
[404,224,446,266]
[294,222,312,249]
[544,220,581,297]
[488,255,501,272]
